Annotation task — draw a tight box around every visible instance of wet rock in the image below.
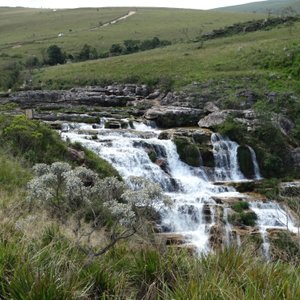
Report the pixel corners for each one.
[158,130,173,140]
[192,129,212,144]
[155,159,169,173]
[173,137,202,167]
[237,146,255,179]
[203,204,212,223]
[198,146,214,168]
[178,205,200,224]
[209,225,223,250]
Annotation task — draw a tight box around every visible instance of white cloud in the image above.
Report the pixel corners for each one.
[0,0,267,10]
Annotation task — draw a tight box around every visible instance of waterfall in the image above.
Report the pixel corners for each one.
[60,122,296,254]
[250,201,298,259]
[211,133,246,182]
[223,207,233,248]
[247,146,262,180]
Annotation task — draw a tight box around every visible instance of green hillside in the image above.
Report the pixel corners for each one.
[0,7,262,55]
[215,0,300,14]
[32,17,300,91]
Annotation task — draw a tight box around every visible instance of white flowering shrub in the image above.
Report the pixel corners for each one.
[27,162,170,257]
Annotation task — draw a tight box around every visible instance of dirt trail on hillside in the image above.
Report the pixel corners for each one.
[90,11,136,30]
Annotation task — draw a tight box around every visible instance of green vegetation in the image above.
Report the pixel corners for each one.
[0,7,263,91]
[229,201,257,226]
[229,211,258,226]
[232,201,250,213]
[0,5,300,298]
[174,137,202,167]
[270,231,300,263]
[0,115,119,177]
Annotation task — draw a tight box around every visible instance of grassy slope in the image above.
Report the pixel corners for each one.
[32,21,300,90]
[215,0,300,13]
[0,7,262,57]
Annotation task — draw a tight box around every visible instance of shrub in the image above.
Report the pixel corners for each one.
[46,45,65,65]
[1,115,68,164]
[27,163,171,257]
[229,211,257,226]
[232,201,249,213]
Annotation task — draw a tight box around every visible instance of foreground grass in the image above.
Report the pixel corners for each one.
[1,210,300,300]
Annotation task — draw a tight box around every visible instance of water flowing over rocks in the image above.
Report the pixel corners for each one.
[2,83,299,257]
[58,122,299,256]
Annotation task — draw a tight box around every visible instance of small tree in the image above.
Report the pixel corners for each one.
[109,43,123,56]
[27,162,171,259]
[46,45,65,65]
[78,44,98,61]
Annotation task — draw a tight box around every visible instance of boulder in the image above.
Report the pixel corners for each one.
[145,106,205,128]
[198,111,231,128]
[198,109,259,130]
[67,147,85,163]
[203,101,220,113]
[279,182,300,198]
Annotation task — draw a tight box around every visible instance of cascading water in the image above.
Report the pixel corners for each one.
[247,146,262,180]
[60,121,296,255]
[223,207,233,248]
[211,133,246,182]
[62,122,241,253]
[250,202,298,259]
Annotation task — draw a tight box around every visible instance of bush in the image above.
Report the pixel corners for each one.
[232,201,249,213]
[77,44,98,61]
[1,115,68,164]
[229,211,257,226]
[46,45,65,65]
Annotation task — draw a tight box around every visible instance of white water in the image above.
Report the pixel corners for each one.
[247,146,262,180]
[61,122,295,254]
[250,201,298,258]
[211,133,246,182]
[223,207,233,248]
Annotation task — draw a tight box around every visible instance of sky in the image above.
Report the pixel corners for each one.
[0,0,267,10]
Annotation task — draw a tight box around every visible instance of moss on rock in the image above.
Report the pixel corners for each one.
[237,146,254,179]
[173,137,202,167]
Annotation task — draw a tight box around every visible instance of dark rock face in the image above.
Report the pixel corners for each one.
[237,146,255,179]
[145,106,205,128]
